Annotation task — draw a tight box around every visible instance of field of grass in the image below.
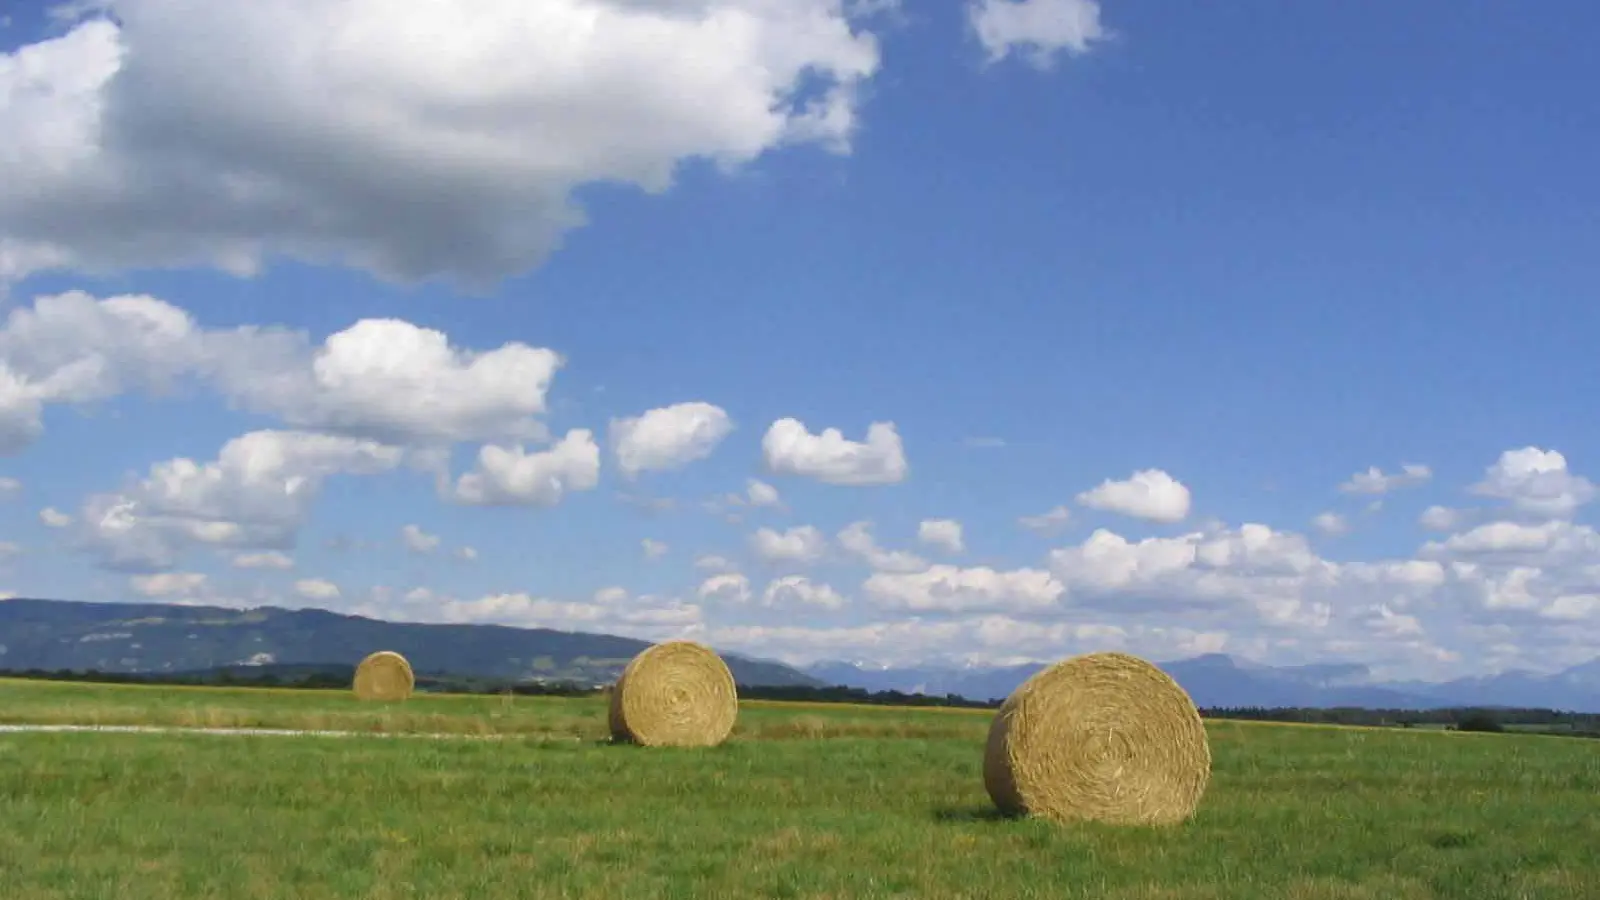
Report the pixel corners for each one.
[1,679,1597,898]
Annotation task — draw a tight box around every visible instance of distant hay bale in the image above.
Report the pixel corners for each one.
[608,641,738,747]
[983,651,1210,826]
[352,650,414,701]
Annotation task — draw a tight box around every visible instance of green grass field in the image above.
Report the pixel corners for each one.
[1,679,1596,899]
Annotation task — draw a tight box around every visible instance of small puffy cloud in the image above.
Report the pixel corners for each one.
[698,573,752,605]
[917,518,964,554]
[231,551,293,570]
[294,578,341,601]
[695,554,740,574]
[610,402,733,478]
[968,0,1108,68]
[1469,447,1595,519]
[401,524,440,554]
[1019,505,1072,534]
[1311,512,1348,536]
[837,521,927,573]
[447,429,601,507]
[1339,463,1432,495]
[863,564,1063,614]
[0,541,20,562]
[0,476,18,499]
[745,479,781,508]
[39,507,73,528]
[761,418,907,486]
[749,525,828,566]
[1419,505,1466,532]
[453,546,479,562]
[642,538,669,560]
[762,575,846,610]
[129,572,207,598]
[0,2,882,286]
[1076,469,1191,524]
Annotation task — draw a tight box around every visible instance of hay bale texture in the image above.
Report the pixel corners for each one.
[983,651,1210,826]
[608,640,738,747]
[352,650,414,701]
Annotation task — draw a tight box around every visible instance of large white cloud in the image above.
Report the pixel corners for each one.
[1076,468,1191,523]
[0,1,883,286]
[1469,447,1595,519]
[610,401,733,478]
[78,429,405,570]
[0,291,565,453]
[761,418,907,486]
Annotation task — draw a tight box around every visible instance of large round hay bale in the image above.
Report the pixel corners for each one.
[607,640,738,747]
[983,650,1210,826]
[352,650,414,701]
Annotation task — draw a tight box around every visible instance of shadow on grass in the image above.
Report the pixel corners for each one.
[931,805,1017,824]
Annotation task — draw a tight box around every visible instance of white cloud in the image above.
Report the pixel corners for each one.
[642,538,669,560]
[453,546,479,562]
[761,418,907,486]
[0,1,883,286]
[294,578,341,601]
[0,476,18,499]
[610,402,733,478]
[129,571,207,598]
[1311,512,1348,536]
[698,572,752,605]
[39,507,73,528]
[837,521,927,573]
[231,550,294,570]
[386,588,702,638]
[745,478,781,508]
[1076,469,1191,523]
[968,0,1107,68]
[0,541,20,562]
[749,525,828,566]
[0,291,566,453]
[863,564,1064,614]
[762,575,846,610]
[401,524,440,554]
[1419,505,1466,532]
[1469,447,1595,518]
[78,429,405,571]
[447,429,601,507]
[1018,504,1072,534]
[917,518,964,554]
[1339,463,1432,495]
[695,554,740,574]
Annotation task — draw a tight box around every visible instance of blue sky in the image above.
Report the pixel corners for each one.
[1,0,1597,680]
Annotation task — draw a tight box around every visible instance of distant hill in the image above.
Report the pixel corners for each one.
[0,598,822,688]
[808,652,1600,713]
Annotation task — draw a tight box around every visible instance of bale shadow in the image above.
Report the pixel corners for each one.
[931,805,1017,824]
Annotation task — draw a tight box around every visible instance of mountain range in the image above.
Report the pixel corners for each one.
[0,597,821,688]
[806,653,1600,713]
[5,597,1597,712]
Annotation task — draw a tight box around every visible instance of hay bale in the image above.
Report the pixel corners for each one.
[983,650,1210,826]
[352,650,414,701]
[607,640,738,747]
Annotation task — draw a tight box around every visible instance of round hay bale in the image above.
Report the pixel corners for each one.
[607,640,738,747]
[983,650,1210,826]
[352,650,414,701]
